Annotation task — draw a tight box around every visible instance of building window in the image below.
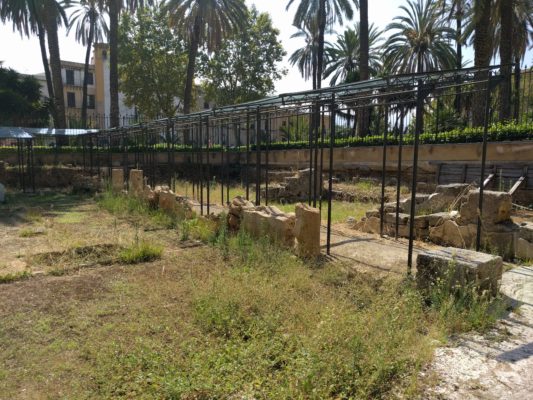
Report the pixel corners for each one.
[88,95,95,109]
[66,69,74,85]
[86,72,94,85]
[67,92,76,108]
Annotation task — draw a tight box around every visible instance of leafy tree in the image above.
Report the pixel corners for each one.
[164,0,248,117]
[118,6,188,119]
[383,0,456,74]
[324,22,381,86]
[0,65,48,126]
[67,0,108,128]
[0,0,67,127]
[199,8,286,107]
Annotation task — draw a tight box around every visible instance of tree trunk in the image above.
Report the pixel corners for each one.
[499,0,513,121]
[316,0,326,90]
[109,0,120,128]
[82,12,95,128]
[472,0,492,126]
[37,21,58,127]
[357,0,370,137]
[183,16,201,115]
[454,3,463,114]
[44,3,66,130]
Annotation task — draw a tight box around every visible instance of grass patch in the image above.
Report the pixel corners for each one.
[118,241,163,264]
[56,211,86,224]
[97,190,179,229]
[18,227,46,238]
[0,270,31,284]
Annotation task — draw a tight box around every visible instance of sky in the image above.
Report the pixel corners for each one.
[0,0,532,95]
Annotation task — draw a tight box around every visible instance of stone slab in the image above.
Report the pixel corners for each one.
[417,247,503,297]
[111,169,124,192]
[294,203,321,258]
[515,238,533,261]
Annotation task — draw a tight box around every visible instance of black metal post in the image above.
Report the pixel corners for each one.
[206,116,211,215]
[246,112,250,200]
[476,73,493,251]
[255,109,261,206]
[380,104,389,237]
[327,94,336,255]
[395,109,404,240]
[407,82,426,274]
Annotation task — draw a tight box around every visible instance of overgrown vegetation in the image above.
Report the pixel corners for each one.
[0,191,508,398]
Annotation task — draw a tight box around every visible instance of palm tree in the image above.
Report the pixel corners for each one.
[0,0,67,127]
[324,23,381,86]
[164,0,248,117]
[491,0,533,119]
[67,0,108,128]
[383,0,456,74]
[358,0,368,82]
[106,0,152,129]
[289,19,322,89]
[286,0,356,89]
[470,0,494,126]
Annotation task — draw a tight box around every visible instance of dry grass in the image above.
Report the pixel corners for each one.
[0,191,506,399]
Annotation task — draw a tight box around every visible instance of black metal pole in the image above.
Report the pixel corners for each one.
[380,104,389,237]
[199,118,204,216]
[246,112,250,200]
[476,72,493,251]
[206,116,210,215]
[395,109,404,240]
[407,82,425,274]
[327,94,336,255]
[255,109,261,206]
[265,114,270,206]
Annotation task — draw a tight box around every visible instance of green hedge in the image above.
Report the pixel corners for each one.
[1,121,531,156]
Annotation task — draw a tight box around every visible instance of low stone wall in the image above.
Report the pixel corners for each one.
[227,196,321,258]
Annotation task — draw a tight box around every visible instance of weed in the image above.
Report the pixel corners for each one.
[119,241,163,264]
[423,265,506,334]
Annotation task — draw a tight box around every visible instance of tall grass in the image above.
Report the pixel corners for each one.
[97,190,178,229]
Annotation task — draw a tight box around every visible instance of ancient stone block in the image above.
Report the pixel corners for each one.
[416,247,502,297]
[111,169,124,192]
[129,169,144,197]
[518,222,533,242]
[516,238,533,260]
[268,214,296,247]
[427,212,453,227]
[294,203,321,258]
[435,183,470,197]
[384,212,409,225]
[458,190,512,225]
[365,209,380,219]
[429,220,476,248]
[359,216,381,234]
[158,191,176,213]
